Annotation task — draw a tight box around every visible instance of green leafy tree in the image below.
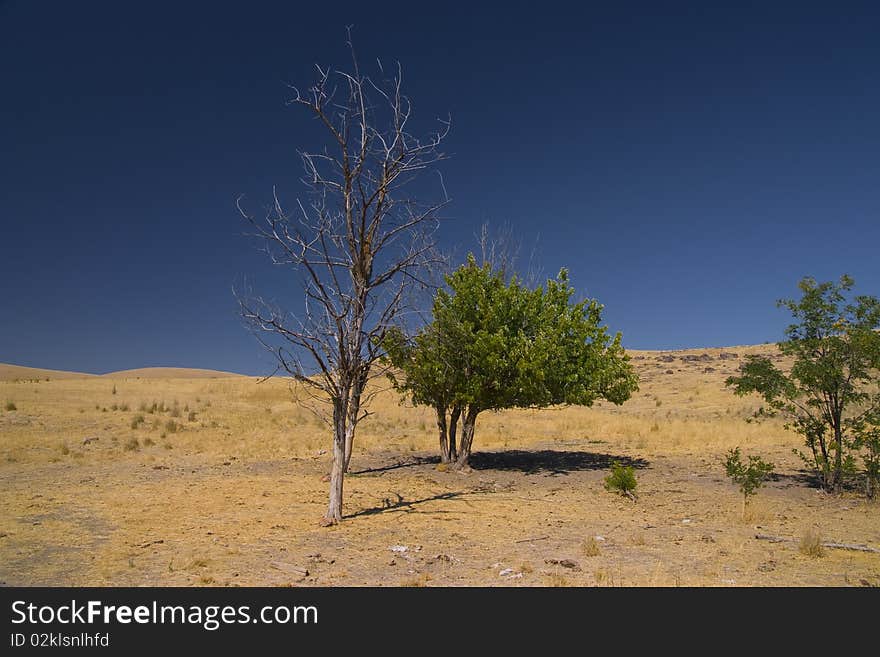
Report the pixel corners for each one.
[723,447,774,518]
[387,255,638,467]
[726,276,880,493]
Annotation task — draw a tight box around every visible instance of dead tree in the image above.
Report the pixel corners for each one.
[236,35,449,524]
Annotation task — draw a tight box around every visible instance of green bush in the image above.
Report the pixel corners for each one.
[604,461,637,498]
[4,401,16,411]
[724,447,774,518]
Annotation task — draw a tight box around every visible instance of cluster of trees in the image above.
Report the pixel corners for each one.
[727,275,880,497]
[239,38,880,523]
[236,41,637,521]
[384,256,638,469]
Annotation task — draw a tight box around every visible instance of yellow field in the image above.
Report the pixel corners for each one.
[1,345,878,586]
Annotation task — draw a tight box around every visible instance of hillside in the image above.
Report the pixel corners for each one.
[0,363,246,381]
[4,338,878,587]
[0,363,95,381]
[101,367,245,379]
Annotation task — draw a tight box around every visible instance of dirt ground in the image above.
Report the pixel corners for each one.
[1,345,878,587]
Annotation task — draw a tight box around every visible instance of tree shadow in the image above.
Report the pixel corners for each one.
[349,455,439,476]
[468,449,649,475]
[768,470,822,488]
[347,490,466,518]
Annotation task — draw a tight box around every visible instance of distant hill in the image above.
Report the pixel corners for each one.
[101,367,245,379]
[4,344,780,383]
[0,363,245,381]
[0,363,96,381]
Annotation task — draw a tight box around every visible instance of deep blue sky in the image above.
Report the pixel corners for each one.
[1,1,879,375]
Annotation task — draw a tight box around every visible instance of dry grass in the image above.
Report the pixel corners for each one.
[582,537,601,557]
[1,344,878,587]
[799,529,825,558]
[544,572,570,587]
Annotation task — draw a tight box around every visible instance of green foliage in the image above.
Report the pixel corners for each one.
[604,461,637,496]
[724,447,774,501]
[851,412,880,498]
[385,255,638,463]
[4,401,16,411]
[726,275,880,493]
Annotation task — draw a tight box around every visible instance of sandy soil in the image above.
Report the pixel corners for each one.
[1,345,878,587]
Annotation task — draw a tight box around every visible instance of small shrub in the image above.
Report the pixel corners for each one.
[4,401,16,411]
[604,461,637,498]
[59,442,70,456]
[112,384,117,395]
[187,411,197,422]
[165,420,178,434]
[582,537,601,557]
[724,447,774,519]
[130,415,145,429]
[111,403,118,411]
[120,403,130,412]
[123,437,140,451]
[170,406,181,418]
[143,437,155,447]
[799,528,824,558]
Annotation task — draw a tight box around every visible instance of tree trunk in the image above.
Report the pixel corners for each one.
[343,422,356,473]
[832,420,843,492]
[448,405,461,461]
[454,406,479,469]
[325,404,347,524]
[436,405,450,463]
[342,373,365,473]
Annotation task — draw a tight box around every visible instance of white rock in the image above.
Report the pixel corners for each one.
[499,568,514,577]
[390,545,408,553]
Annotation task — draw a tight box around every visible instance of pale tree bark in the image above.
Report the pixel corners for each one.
[343,367,367,473]
[327,401,348,524]
[236,31,449,523]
